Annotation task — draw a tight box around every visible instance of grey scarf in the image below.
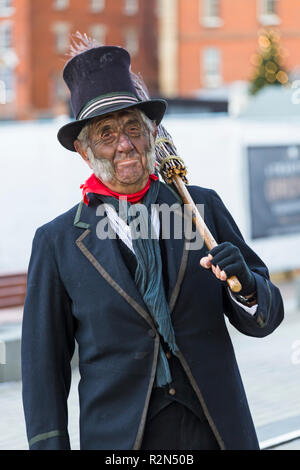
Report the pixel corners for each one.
[100,178,178,386]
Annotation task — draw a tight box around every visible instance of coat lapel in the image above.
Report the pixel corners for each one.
[74,182,190,324]
[74,198,156,328]
[156,183,191,312]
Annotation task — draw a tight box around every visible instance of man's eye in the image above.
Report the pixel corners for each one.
[127,125,141,135]
[101,130,115,142]
[102,131,112,138]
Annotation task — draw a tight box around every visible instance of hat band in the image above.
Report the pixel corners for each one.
[78,94,139,120]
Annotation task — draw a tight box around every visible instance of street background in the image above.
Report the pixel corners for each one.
[1,0,300,451]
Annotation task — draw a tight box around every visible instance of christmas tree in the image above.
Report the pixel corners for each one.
[249,29,289,95]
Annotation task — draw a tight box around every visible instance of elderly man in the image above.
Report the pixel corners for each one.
[22,45,284,451]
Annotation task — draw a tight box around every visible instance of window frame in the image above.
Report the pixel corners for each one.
[53,0,69,11]
[202,47,222,88]
[0,20,13,49]
[90,0,105,13]
[124,0,139,16]
[89,24,107,45]
[0,66,15,103]
[0,0,15,17]
[258,0,280,26]
[124,27,139,57]
[201,0,223,28]
[52,22,70,54]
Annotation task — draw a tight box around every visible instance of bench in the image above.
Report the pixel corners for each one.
[0,273,27,309]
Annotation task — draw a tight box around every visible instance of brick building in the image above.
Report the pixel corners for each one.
[158,0,300,97]
[0,0,159,120]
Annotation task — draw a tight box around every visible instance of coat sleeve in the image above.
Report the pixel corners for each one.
[22,227,75,450]
[207,189,284,338]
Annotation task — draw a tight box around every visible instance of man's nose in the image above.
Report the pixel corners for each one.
[116,132,134,152]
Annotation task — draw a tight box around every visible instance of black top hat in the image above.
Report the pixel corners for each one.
[57,46,167,152]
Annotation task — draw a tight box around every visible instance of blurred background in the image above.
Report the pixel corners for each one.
[0,0,300,450]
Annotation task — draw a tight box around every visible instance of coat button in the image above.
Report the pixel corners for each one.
[168,387,176,396]
[166,351,172,359]
[148,329,156,338]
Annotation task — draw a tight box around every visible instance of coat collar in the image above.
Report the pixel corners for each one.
[74,181,191,325]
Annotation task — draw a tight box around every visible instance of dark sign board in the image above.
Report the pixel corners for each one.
[247,145,300,239]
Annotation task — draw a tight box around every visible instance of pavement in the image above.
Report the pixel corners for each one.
[226,277,300,450]
[272,438,300,450]
[0,276,299,451]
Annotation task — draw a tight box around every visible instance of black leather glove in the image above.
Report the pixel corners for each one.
[207,242,256,296]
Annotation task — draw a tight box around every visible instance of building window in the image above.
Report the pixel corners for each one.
[204,0,220,17]
[0,79,5,104]
[0,21,13,49]
[124,0,138,16]
[259,0,280,25]
[0,66,15,103]
[53,22,70,54]
[0,0,14,16]
[53,0,69,10]
[90,0,105,13]
[124,28,139,57]
[262,0,277,14]
[51,73,68,103]
[201,0,223,28]
[89,24,106,45]
[202,47,222,88]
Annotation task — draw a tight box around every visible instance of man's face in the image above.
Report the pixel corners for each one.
[85,109,154,193]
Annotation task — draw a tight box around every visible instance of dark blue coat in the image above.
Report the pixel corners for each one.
[21,183,284,450]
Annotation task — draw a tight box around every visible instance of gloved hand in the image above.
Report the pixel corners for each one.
[200,241,256,296]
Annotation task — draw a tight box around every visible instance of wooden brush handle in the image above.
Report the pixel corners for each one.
[173,175,242,294]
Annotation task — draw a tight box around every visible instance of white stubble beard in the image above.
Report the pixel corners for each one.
[87,147,115,182]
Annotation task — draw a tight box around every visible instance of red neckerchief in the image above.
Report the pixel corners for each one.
[80,173,159,206]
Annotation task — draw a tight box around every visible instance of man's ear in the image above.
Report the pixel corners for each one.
[74,140,93,169]
[74,140,86,159]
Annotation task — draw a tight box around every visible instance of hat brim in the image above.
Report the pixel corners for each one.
[57,99,167,152]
